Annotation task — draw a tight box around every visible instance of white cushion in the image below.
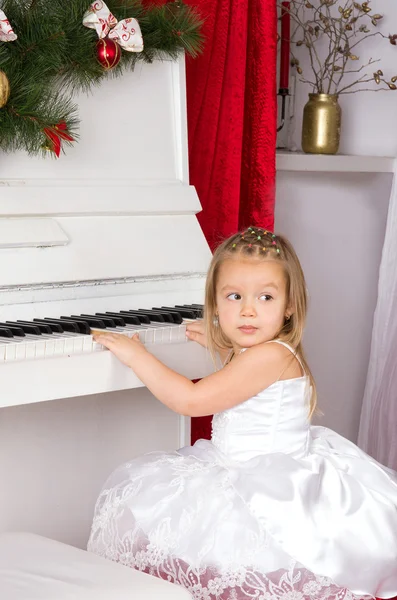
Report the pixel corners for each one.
[0,532,191,600]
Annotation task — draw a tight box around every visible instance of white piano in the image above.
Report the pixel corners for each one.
[0,58,213,548]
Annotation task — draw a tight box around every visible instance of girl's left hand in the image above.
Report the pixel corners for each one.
[92,331,147,368]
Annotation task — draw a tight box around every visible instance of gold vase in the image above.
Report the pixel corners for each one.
[301,94,341,155]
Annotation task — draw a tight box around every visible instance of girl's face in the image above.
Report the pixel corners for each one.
[215,257,290,353]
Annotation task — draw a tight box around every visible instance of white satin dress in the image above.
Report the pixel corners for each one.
[88,341,397,600]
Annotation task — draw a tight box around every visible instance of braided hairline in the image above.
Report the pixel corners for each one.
[228,226,282,256]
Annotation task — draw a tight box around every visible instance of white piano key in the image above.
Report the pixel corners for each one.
[163,326,174,343]
[124,330,140,339]
[53,338,66,356]
[5,344,18,362]
[82,336,94,353]
[70,336,86,354]
[166,327,176,343]
[41,333,84,357]
[43,338,56,357]
[33,340,46,359]
[20,342,43,361]
[171,324,187,343]
[93,340,105,352]
[63,338,75,354]
[143,330,153,344]
[152,328,164,344]
[24,342,35,360]
[0,338,27,362]
[33,334,57,359]
[55,334,90,356]
[26,340,47,360]
[14,343,25,361]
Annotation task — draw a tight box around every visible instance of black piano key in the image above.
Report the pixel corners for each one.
[151,309,183,324]
[38,318,80,333]
[69,315,106,328]
[114,313,142,326]
[190,305,204,318]
[159,307,196,319]
[95,313,126,327]
[152,307,183,322]
[127,310,165,323]
[0,323,25,336]
[0,327,14,338]
[120,311,151,324]
[103,312,139,326]
[17,320,53,334]
[145,309,178,323]
[191,306,204,318]
[140,309,175,323]
[81,314,116,328]
[175,305,203,318]
[154,311,178,324]
[6,321,42,335]
[16,302,200,342]
[58,318,90,334]
[33,319,64,333]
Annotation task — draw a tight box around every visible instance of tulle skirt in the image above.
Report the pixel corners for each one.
[88,427,397,600]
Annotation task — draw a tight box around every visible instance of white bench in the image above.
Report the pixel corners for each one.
[0,532,191,599]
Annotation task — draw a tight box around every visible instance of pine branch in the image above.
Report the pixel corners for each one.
[0,0,204,156]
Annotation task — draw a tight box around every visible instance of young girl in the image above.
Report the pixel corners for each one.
[88,227,397,600]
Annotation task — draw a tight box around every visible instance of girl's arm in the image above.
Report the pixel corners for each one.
[92,331,295,417]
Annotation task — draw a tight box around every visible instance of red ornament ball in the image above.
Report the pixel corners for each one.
[96,38,121,70]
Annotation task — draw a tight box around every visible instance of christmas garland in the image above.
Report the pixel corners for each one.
[0,0,203,157]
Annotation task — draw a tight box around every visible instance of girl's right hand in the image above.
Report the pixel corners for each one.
[186,320,231,364]
[186,321,207,348]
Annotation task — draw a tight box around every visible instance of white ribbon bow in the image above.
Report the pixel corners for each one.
[0,10,17,42]
[83,1,143,53]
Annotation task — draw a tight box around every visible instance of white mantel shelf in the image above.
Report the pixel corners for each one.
[276,151,396,174]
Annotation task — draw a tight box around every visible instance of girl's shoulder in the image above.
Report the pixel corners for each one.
[240,338,295,358]
[241,340,304,381]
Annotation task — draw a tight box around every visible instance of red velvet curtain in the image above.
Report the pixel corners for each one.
[186,0,278,443]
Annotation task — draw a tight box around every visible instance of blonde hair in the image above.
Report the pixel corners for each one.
[204,227,317,417]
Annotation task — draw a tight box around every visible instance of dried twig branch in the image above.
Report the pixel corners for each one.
[277,0,397,95]
[340,87,394,94]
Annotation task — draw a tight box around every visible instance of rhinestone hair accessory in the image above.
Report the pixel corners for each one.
[231,226,281,254]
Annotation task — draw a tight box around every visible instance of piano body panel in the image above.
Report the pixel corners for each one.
[0,59,188,182]
[0,342,214,409]
[0,214,211,287]
[0,275,206,316]
[0,387,186,550]
[0,181,202,217]
[0,57,212,548]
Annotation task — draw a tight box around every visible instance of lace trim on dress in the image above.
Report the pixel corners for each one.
[88,451,372,600]
[90,531,372,600]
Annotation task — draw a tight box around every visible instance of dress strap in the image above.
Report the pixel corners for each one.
[266,339,305,375]
[223,349,234,366]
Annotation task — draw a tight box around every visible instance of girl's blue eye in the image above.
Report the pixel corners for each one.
[259,294,273,301]
[227,293,241,300]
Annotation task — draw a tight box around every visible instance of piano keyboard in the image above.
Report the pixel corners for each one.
[0,304,203,363]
